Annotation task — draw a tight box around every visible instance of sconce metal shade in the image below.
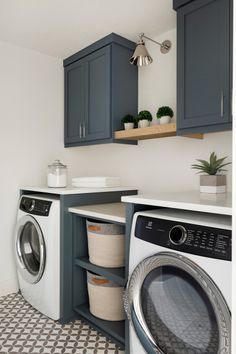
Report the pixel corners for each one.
[130,33,171,66]
[129,41,153,66]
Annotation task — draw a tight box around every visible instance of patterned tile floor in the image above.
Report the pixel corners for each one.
[0,293,124,354]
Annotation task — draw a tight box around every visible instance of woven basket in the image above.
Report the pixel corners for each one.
[87,272,125,321]
[86,219,125,268]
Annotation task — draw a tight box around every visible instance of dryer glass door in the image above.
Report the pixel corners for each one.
[16,215,46,284]
[125,252,231,354]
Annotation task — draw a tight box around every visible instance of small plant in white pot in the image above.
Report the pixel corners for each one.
[137,110,152,128]
[191,152,231,194]
[156,106,174,124]
[121,114,135,130]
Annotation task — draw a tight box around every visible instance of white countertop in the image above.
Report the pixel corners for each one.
[20,185,137,195]
[69,202,126,224]
[122,190,232,216]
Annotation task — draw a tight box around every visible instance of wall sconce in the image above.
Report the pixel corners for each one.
[130,33,171,66]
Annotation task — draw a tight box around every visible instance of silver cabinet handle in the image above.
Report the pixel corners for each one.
[221,91,224,117]
[83,123,86,138]
[79,123,82,138]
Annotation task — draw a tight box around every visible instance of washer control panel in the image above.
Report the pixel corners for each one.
[135,215,231,261]
[20,197,52,216]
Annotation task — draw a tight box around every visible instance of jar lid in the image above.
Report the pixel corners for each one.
[48,159,67,168]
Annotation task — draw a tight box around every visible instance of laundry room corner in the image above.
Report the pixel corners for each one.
[0,1,234,353]
[0,41,89,297]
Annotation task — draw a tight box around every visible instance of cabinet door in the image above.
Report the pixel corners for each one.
[84,46,111,141]
[64,58,87,144]
[177,0,231,134]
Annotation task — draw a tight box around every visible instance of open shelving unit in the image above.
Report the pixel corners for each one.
[69,202,127,350]
[69,203,126,224]
[114,123,203,141]
[74,304,125,346]
[75,257,125,286]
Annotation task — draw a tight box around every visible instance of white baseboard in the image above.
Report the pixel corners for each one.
[0,277,19,297]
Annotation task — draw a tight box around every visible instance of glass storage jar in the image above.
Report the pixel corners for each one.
[47,160,67,188]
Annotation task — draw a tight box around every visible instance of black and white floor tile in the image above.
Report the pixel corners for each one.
[0,293,124,354]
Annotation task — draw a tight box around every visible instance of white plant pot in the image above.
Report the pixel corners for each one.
[139,119,150,128]
[124,122,134,130]
[160,116,171,125]
[200,175,226,194]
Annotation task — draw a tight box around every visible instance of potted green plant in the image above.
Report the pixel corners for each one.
[156,106,174,124]
[137,110,152,128]
[191,152,231,193]
[121,114,135,130]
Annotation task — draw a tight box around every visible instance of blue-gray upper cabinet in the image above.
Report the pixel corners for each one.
[64,33,138,147]
[64,58,87,144]
[174,0,232,135]
[173,0,194,9]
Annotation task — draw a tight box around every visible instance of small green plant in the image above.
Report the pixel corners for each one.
[137,110,153,122]
[191,152,231,175]
[121,114,135,124]
[156,106,174,119]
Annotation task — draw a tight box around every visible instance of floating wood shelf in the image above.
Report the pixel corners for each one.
[114,123,203,141]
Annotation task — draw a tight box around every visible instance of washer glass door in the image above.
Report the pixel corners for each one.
[125,252,231,354]
[16,215,46,284]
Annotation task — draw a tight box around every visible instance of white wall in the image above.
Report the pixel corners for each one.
[0,28,233,297]
[0,41,84,296]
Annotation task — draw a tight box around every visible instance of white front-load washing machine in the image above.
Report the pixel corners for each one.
[15,194,60,320]
[125,209,232,354]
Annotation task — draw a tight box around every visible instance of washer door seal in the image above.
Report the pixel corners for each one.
[124,252,231,354]
[15,215,46,284]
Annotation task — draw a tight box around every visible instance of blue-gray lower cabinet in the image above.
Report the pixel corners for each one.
[21,189,137,329]
[64,33,138,147]
[174,0,232,135]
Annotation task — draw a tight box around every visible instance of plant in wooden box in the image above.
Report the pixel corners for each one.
[137,110,152,128]
[121,114,135,130]
[156,106,174,124]
[191,152,231,194]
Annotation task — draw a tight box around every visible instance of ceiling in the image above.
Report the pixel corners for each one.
[0,0,176,59]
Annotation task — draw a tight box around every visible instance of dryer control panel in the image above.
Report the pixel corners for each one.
[135,216,232,261]
[20,197,52,216]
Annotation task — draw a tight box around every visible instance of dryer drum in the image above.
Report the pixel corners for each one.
[125,252,231,354]
[15,215,46,284]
